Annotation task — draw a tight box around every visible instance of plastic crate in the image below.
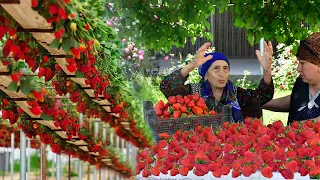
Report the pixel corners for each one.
[143,101,233,142]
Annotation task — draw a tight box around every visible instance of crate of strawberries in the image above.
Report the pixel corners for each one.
[143,94,232,142]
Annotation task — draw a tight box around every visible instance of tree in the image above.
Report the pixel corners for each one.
[106,0,320,53]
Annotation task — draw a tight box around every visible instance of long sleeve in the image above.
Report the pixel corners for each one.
[236,78,274,118]
[160,69,192,98]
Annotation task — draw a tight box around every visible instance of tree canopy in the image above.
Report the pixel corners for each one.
[106,0,320,54]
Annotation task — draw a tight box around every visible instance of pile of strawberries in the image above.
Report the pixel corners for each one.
[137,118,320,179]
[154,94,216,119]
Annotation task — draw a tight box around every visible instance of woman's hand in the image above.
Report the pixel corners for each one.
[255,41,273,72]
[181,42,213,77]
[191,42,214,68]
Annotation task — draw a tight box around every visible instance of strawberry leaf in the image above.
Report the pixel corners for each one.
[40,113,53,120]
[49,38,60,49]
[7,81,18,91]
[75,70,85,78]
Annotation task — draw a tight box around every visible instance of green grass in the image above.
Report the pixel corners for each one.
[262,90,292,125]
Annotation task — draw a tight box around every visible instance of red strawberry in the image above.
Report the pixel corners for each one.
[206,134,217,143]
[301,130,315,139]
[241,166,253,177]
[232,169,241,178]
[279,169,294,179]
[31,0,38,7]
[192,106,203,115]
[176,95,184,103]
[190,135,199,143]
[172,111,181,118]
[158,133,170,139]
[286,161,299,173]
[299,166,309,176]
[67,63,77,72]
[179,166,189,176]
[184,96,191,104]
[160,166,168,174]
[172,103,181,111]
[187,100,195,108]
[155,100,165,110]
[221,165,230,175]
[170,168,179,176]
[193,93,200,101]
[212,170,221,178]
[244,151,255,162]
[11,72,22,82]
[261,166,273,178]
[209,110,216,115]
[151,167,160,176]
[168,96,176,104]
[263,151,275,162]
[196,98,206,109]
[155,107,163,116]
[30,106,42,116]
[180,105,187,113]
[142,169,151,177]
[279,137,292,147]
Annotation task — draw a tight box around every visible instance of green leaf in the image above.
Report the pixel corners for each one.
[49,38,60,49]
[75,70,85,78]
[7,81,18,91]
[40,113,53,120]
[20,79,32,94]
[292,42,299,55]
[61,37,74,52]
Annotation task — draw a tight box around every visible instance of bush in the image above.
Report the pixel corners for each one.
[272,43,299,91]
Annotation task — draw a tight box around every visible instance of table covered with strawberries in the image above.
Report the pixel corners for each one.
[138,94,320,179]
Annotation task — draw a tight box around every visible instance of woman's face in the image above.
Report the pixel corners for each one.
[296,59,320,85]
[206,60,229,89]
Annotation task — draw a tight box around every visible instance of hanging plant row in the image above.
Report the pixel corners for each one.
[0,90,132,176]
[0,0,154,147]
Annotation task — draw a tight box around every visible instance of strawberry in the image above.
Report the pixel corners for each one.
[30,106,42,116]
[279,169,294,179]
[141,169,151,177]
[187,100,195,108]
[179,166,189,176]
[163,109,170,118]
[279,137,292,147]
[31,0,38,7]
[193,93,200,101]
[232,169,241,178]
[241,166,253,177]
[263,151,275,162]
[301,129,315,139]
[172,103,181,111]
[70,22,77,31]
[190,135,199,143]
[155,107,163,116]
[160,166,168,174]
[206,134,217,143]
[184,96,191,104]
[11,72,22,82]
[158,140,167,148]
[172,111,181,118]
[176,95,184,103]
[192,106,203,115]
[221,165,230,175]
[158,133,170,139]
[212,170,222,178]
[67,63,77,72]
[155,100,165,110]
[151,167,160,176]
[168,96,176,104]
[196,98,206,109]
[170,168,179,176]
[287,150,297,159]
[139,149,149,159]
[244,151,255,162]
[286,160,299,173]
[299,166,309,176]
[261,166,273,178]
[157,149,168,159]
[209,110,216,115]
[180,105,187,113]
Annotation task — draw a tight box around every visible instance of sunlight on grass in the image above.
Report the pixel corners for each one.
[263,90,292,126]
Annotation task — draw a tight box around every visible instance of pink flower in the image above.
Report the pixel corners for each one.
[122,38,126,43]
[128,44,134,50]
[107,21,113,27]
[127,56,131,60]
[114,17,120,23]
[124,48,130,54]
[134,47,138,52]
[139,50,145,56]
[133,52,138,58]
[139,55,144,60]
[136,63,140,68]
[164,55,169,61]
[154,15,159,19]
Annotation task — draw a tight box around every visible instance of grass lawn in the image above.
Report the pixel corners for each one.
[262,90,292,126]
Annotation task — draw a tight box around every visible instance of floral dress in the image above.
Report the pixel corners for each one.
[160,69,274,121]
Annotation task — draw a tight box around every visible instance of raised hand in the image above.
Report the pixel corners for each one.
[191,42,213,68]
[255,41,273,72]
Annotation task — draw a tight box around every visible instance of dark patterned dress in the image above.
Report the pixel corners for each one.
[160,69,274,119]
[288,77,320,125]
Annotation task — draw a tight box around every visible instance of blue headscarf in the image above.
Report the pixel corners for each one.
[198,52,244,122]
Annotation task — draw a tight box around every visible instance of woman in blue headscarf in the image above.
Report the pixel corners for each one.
[160,42,274,122]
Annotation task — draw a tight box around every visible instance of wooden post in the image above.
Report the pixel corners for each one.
[87,165,90,180]
[40,142,46,180]
[10,133,14,180]
[68,155,71,180]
